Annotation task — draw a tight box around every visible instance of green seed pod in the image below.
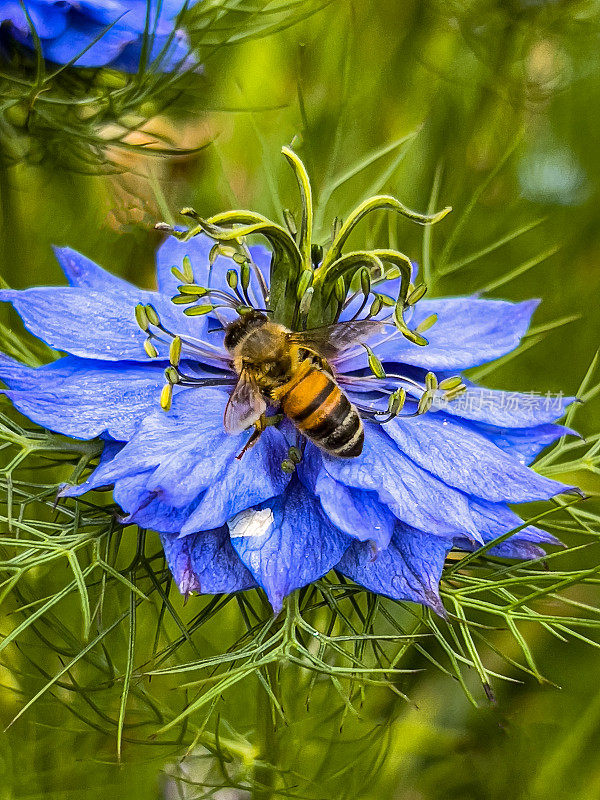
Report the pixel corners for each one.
[377,293,396,307]
[439,376,463,391]
[169,336,182,367]
[425,372,438,392]
[227,269,239,289]
[415,313,437,333]
[364,345,386,379]
[335,276,346,303]
[160,383,173,411]
[209,244,220,265]
[360,268,371,298]
[241,262,250,292]
[400,324,429,347]
[299,287,314,316]
[171,265,188,283]
[417,392,434,415]
[297,269,314,301]
[389,387,406,415]
[134,303,149,332]
[183,305,214,316]
[218,245,238,261]
[407,283,428,306]
[164,366,180,385]
[179,284,208,296]
[369,296,383,318]
[145,304,160,327]
[144,338,158,358]
[182,256,194,283]
[444,384,467,402]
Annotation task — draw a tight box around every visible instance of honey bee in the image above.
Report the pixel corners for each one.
[223,310,386,458]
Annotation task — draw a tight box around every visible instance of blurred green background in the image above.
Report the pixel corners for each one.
[1,0,600,798]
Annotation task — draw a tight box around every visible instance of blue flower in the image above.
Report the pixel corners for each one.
[0,237,575,613]
[1,1,192,71]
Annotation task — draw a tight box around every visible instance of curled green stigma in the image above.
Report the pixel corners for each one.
[155,147,450,336]
[150,148,462,427]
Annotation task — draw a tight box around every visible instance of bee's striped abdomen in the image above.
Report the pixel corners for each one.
[281,366,364,458]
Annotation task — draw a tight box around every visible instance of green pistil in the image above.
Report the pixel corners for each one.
[150,150,464,424]
[156,148,450,334]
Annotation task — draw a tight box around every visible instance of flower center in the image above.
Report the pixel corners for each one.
[142,148,466,463]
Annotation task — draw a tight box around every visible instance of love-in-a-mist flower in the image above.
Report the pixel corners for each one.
[1,1,191,71]
[0,149,575,613]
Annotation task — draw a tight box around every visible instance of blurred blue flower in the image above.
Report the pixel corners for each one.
[1,1,192,71]
[0,239,575,612]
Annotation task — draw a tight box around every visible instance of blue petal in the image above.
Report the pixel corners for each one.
[156,233,229,297]
[322,422,483,542]
[0,281,213,362]
[176,426,291,533]
[77,0,184,30]
[5,0,191,72]
[468,499,562,547]
[337,524,450,614]
[2,2,69,38]
[111,30,194,73]
[160,529,257,596]
[439,386,575,428]
[454,536,549,560]
[230,478,350,612]
[0,354,166,440]
[114,472,200,532]
[454,501,561,560]
[63,465,202,534]
[63,387,237,494]
[62,388,290,530]
[40,19,136,67]
[53,246,133,293]
[384,413,569,503]
[336,298,539,372]
[298,445,394,550]
[471,421,575,464]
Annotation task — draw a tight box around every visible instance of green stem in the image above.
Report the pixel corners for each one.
[253,662,279,800]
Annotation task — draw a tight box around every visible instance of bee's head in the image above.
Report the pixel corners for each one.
[223,310,268,352]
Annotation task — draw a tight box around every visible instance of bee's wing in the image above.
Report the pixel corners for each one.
[288,319,387,360]
[223,371,267,434]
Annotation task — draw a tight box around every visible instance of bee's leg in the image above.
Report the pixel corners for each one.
[235,413,283,459]
[235,426,263,460]
[299,346,332,374]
